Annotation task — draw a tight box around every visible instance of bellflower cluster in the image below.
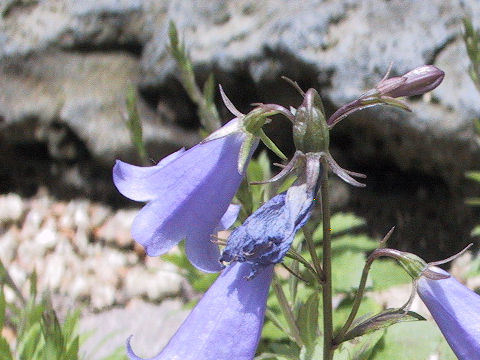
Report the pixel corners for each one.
[117,60,448,360]
[127,174,316,359]
[417,267,480,360]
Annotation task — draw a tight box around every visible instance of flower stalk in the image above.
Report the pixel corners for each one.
[320,158,334,360]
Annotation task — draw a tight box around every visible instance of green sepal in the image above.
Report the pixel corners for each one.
[342,309,425,342]
[396,253,428,279]
[238,133,257,174]
[258,129,287,160]
[378,96,412,112]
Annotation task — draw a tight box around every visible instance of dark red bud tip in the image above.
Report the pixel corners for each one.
[383,65,444,98]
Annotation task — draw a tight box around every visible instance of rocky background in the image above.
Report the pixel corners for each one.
[1,0,480,358]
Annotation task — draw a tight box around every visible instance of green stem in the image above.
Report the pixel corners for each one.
[333,244,397,345]
[333,254,375,345]
[303,227,324,283]
[272,275,304,346]
[320,158,334,360]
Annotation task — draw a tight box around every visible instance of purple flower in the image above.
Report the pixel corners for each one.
[220,182,316,279]
[126,177,316,360]
[127,262,274,360]
[417,267,480,360]
[113,118,256,272]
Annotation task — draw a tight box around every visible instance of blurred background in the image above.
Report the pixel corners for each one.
[1,0,480,358]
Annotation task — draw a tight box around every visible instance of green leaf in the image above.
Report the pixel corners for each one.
[125,85,147,161]
[369,321,456,359]
[63,336,79,360]
[332,234,378,253]
[369,259,411,290]
[465,171,480,183]
[41,306,65,360]
[333,330,384,360]
[296,292,319,348]
[299,338,323,360]
[334,297,381,332]
[332,251,370,293]
[17,323,42,360]
[0,337,13,360]
[343,309,425,342]
[465,197,480,206]
[0,287,5,331]
[471,225,480,237]
[203,73,216,106]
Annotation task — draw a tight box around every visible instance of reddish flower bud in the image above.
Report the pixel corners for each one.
[378,65,445,98]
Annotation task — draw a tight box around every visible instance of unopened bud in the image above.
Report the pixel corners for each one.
[293,88,329,153]
[378,65,445,98]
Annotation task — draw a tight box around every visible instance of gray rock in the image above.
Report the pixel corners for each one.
[0,193,24,223]
[79,299,188,360]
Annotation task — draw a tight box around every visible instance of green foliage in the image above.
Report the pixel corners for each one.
[0,260,123,360]
[369,321,456,359]
[168,21,221,133]
[125,85,147,161]
[463,17,480,91]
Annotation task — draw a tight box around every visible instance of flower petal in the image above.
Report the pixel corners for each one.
[417,267,480,359]
[127,262,273,360]
[128,133,252,271]
[216,204,241,231]
[113,148,186,202]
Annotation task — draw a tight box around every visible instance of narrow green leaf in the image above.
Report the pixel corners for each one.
[64,336,79,360]
[343,309,425,342]
[125,85,147,161]
[465,197,480,206]
[203,73,216,106]
[29,270,37,302]
[465,171,480,182]
[17,323,42,360]
[41,306,65,360]
[258,129,287,160]
[0,287,5,331]
[296,292,319,347]
[0,337,13,360]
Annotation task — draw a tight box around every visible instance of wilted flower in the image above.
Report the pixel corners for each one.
[221,181,316,279]
[127,262,274,360]
[417,266,480,360]
[327,65,444,127]
[113,117,256,272]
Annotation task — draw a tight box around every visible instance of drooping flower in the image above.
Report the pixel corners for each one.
[127,262,273,360]
[113,116,257,272]
[417,266,480,360]
[127,173,317,360]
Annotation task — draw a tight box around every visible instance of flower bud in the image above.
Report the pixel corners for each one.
[378,65,445,98]
[293,88,329,153]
